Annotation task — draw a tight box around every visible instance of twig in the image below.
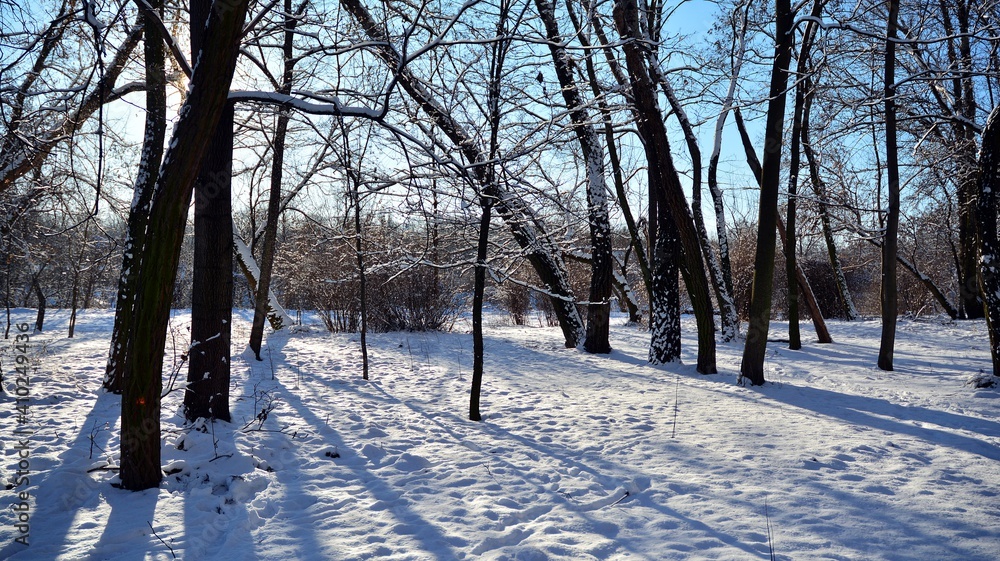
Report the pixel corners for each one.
[608,490,630,507]
[670,375,680,439]
[765,495,776,561]
[148,521,177,559]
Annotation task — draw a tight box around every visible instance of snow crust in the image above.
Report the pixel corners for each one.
[1,310,998,559]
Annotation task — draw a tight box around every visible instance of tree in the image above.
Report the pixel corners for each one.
[739,0,794,385]
[338,0,585,349]
[106,0,168,393]
[878,0,900,372]
[975,104,1000,379]
[184,0,236,422]
[614,0,717,374]
[247,0,308,360]
[534,0,614,354]
[120,0,250,491]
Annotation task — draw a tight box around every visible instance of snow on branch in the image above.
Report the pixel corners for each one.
[228,90,384,120]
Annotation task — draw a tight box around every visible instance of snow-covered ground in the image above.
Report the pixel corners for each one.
[1,309,998,560]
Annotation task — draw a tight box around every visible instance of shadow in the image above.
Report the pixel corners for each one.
[86,486,160,560]
[0,387,123,559]
[757,382,1000,460]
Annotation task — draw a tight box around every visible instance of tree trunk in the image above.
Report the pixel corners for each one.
[648,194,681,364]
[784,3,824,350]
[534,0,613,354]
[654,68,739,344]
[614,0,716,374]
[184,0,235,422]
[121,0,249,491]
[705,1,750,341]
[878,0,901,372]
[975,104,1000,378]
[740,0,794,385]
[32,275,44,333]
[352,168,370,380]
[801,102,859,320]
[106,0,167,393]
[249,0,305,359]
[470,201,491,421]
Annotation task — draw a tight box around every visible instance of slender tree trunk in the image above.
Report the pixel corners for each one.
[249,0,305,358]
[32,275,44,333]
[105,1,167,393]
[740,0,794,385]
[706,1,750,341]
[734,108,831,344]
[68,272,79,338]
[352,170,370,380]
[470,200,491,421]
[801,101,859,320]
[534,0,613,353]
[784,5,822,349]
[878,0,901,371]
[954,0,983,319]
[975,104,1000,378]
[615,0,716,373]
[121,0,249,491]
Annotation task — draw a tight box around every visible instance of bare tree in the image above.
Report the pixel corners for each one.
[740,0,794,386]
[121,0,250,491]
[878,0,900,372]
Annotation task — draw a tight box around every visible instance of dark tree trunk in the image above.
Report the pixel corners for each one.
[740,0,794,385]
[954,0,983,320]
[105,7,166,391]
[975,105,1000,378]
[615,0,716,374]
[352,169,370,380]
[534,0,613,354]
[784,2,824,349]
[801,100,858,320]
[120,0,249,491]
[184,0,235,421]
[878,0,901,372]
[32,275,44,333]
[185,101,234,422]
[68,271,79,338]
[470,201,491,421]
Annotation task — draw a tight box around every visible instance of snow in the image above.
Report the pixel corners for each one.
[2,309,999,560]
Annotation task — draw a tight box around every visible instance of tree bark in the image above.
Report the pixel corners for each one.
[975,104,1000,378]
[184,0,235,422]
[740,0,794,385]
[106,0,167,393]
[32,275,44,333]
[121,0,249,491]
[470,201,491,421]
[878,0,901,372]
